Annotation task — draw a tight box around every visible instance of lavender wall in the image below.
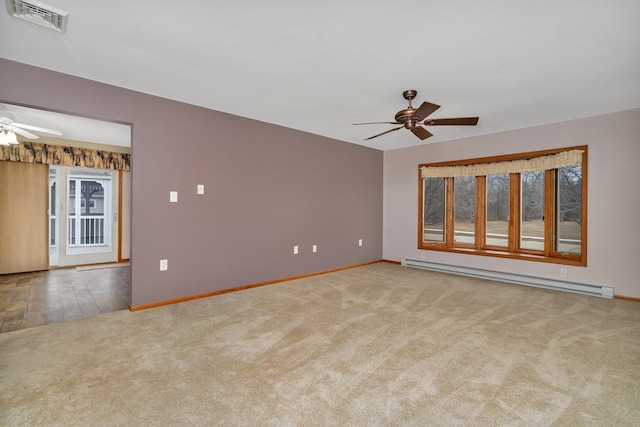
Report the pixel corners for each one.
[0,58,383,306]
[384,108,640,298]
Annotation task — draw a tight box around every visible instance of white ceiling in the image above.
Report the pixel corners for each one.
[0,102,131,147]
[1,0,639,151]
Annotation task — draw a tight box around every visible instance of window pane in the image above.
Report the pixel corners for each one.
[68,179,76,216]
[557,166,582,254]
[81,180,105,216]
[49,169,56,247]
[423,178,446,242]
[454,176,475,245]
[486,174,509,247]
[68,172,112,248]
[520,170,545,251]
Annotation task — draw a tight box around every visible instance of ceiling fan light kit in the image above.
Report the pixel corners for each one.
[354,90,479,141]
[0,130,19,146]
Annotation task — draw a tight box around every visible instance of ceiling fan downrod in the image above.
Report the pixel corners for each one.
[395,90,420,124]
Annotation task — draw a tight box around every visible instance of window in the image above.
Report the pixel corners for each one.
[556,165,582,255]
[418,146,587,266]
[423,177,446,243]
[68,171,112,249]
[80,200,96,209]
[486,173,509,248]
[520,170,545,251]
[49,169,56,247]
[453,176,476,245]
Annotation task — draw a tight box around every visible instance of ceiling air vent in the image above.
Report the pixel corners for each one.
[5,0,68,32]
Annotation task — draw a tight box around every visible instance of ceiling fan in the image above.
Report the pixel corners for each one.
[0,116,63,146]
[354,90,479,141]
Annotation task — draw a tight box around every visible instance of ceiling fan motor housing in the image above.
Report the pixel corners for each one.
[396,90,420,126]
[395,108,418,125]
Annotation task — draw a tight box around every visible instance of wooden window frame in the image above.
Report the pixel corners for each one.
[417,146,587,266]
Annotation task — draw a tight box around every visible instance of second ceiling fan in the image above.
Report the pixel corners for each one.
[0,115,62,145]
[354,90,479,141]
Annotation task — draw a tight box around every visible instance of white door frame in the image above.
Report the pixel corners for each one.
[49,165,119,267]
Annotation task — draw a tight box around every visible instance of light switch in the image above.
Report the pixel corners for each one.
[160,259,168,271]
[312,244,317,253]
[293,245,299,255]
[170,191,178,202]
[197,184,205,195]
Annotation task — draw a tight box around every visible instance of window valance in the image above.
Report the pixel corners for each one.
[1,141,130,171]
[420,149,583,179]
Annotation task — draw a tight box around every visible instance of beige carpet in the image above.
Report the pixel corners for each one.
[1,263,639,425]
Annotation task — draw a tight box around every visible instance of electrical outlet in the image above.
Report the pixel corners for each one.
[421,252,426,260]
[358,239,363,247]
[560,268,567,278]
[160,259,168,271]
[197,184,205,195]
[293,245,299,255]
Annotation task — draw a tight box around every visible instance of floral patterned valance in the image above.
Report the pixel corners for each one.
[1,141,130,171]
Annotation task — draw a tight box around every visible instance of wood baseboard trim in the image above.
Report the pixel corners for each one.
[128,259,383,312]
[382,259,401,265]
[615,295,640,302]
[49,261,127,270]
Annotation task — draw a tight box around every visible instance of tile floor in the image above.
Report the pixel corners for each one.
[0,265,130,333]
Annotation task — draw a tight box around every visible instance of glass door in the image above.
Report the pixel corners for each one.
[49,168,58,266]
[67,171,112,254]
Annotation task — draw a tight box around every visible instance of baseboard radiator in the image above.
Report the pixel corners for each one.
[401,258,614,298]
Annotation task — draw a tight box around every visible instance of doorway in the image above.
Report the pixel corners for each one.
[1,102,131,271]
[1,102,132,330]
[49,166,124,267]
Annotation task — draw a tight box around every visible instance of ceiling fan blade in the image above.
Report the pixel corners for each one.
[411,102,441,121]
[353,121,402,125]
[12,122,63,136]
[9,126,39,139]
[425,117,479,126]
[411,126,433,140]
[364,126,404,141]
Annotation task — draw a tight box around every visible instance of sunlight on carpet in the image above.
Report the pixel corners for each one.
[75,262,130,271]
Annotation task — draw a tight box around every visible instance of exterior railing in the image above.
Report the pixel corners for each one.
[69,216,106,246]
